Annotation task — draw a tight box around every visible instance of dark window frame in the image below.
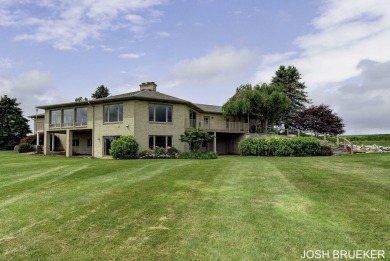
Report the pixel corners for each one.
[148,103,173,123]
[148,135,173,149]
[103,104,123,123]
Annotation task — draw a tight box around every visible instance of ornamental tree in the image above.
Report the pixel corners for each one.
[291,104,345,136]
[180,128,214,151]
[222,83,290,131]
[0,95,31,150]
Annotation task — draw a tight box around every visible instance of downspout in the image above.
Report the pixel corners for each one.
[35,108,38,146]
[88,101,95,158]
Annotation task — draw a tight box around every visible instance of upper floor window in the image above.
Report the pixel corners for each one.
[149,104,172,123]
[50,110,61,128]
[75,107,88,126]
[104,104,123,123]
[63,109,74,127]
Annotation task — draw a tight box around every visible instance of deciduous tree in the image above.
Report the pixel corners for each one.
[180,128,214,151]
[222,83,290,131]
[0,95,31,150]
[291,104,345,136]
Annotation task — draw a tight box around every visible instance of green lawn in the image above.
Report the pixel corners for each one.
[0,151,389,260]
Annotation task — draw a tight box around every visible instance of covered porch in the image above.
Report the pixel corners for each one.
[43,129,93,157]
[202,132,246,155]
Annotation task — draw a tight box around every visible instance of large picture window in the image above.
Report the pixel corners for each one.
[149,104,172,123]
[104,104,123,123]
[50,110,61,128]
[63,109,74,127]
[149,135,172,148]
[75,107,88,126]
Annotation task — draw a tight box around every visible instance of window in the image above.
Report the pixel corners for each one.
[204,116,209,127]
[104,104,123,123]
[87,138,92,147]
[63,109,74,127]
[104,136,120,155]
[76,107,88,126]
[149,135,172,148]
[149,104,173,123]
[50,110,61,128]
[72,139,80,147]
[189,111,196,128]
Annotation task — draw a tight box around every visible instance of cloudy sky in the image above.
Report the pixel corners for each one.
[1,0,389,134]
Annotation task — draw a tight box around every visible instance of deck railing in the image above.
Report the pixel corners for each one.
[185,119,249,132]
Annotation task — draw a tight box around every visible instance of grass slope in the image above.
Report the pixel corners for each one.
[342,134,390,147]
[0,151,389,260]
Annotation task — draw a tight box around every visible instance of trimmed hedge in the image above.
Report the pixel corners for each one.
[109,135,139,159]
[178,151,218,159]
[239,136,322,156]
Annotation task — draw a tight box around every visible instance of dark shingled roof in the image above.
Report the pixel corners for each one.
[92,90,190,104]
[36,89,223,114]
[193,103,223,114]
[28,113,45,118]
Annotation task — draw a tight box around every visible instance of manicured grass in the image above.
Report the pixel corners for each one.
[0,151,389,260]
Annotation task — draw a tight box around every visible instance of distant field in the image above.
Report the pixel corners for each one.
[0,151,389,260]
[342,134,390,147]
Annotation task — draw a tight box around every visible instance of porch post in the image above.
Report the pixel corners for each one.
[36,132,40,146]
[51,133,55,151]
[65,130,73,157]
[43,131,50,155]
[213,132,217,154]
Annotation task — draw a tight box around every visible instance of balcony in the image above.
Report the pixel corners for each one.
[49,122,88,129]
[185,119,249,133]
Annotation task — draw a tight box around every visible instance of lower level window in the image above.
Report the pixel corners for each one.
[72,139,80,147]
[104,136,120,155]
[149,135,172,149]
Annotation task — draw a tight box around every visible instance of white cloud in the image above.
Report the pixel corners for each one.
[168,46,259,85]
[0,58,12,69]
[0,70,61,117]
[251,0,390,133]
[1,0,167,50]
[119,52,145,59]
[156,31,170,37]
[253,0,390,87]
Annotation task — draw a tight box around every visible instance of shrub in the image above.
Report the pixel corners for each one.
[320,145,333,156]
[139,146,180,159]
[18,143,34,153]
[19,135,36,145]
[178,151,218,159]
[109,135,138,159]
[239,136,321,157]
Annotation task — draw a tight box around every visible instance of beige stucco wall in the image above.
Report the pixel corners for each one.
[133,100,189,152]
[92,101,135,158]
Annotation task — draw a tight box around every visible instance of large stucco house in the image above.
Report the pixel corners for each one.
[30,82,251,158]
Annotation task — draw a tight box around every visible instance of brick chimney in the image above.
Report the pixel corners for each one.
[140,82,157,91]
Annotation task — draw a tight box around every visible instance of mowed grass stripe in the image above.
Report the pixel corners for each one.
[0,152,388,260]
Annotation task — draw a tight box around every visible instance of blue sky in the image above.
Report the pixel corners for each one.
[1,0,389,134]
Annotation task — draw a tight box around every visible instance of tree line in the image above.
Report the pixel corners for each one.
[223,65,345,136]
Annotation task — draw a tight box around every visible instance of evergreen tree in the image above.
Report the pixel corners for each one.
[271,65,310,129]
[0,95,31,150]
[91,85,110,99]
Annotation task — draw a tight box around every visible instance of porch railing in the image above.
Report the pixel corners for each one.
[185,119,249,132]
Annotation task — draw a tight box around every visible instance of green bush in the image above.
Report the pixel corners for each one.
[320,145,333,156]
[109,135,138,159]
[239,136,321,157]
[178,151,218,159]
[18,143,34,153]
